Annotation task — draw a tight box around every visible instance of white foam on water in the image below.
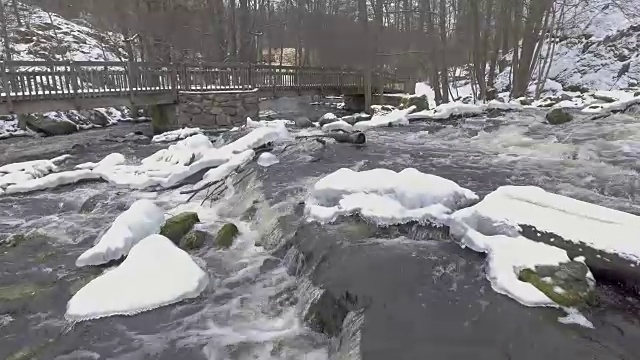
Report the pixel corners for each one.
[558,308,595,329]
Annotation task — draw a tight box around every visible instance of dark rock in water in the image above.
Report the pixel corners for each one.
[303,289,350,337]
[179,229,210,250]
[518,261,596,308]
[216,223,239,248]
[564,84,589,93]
[486,87,498,101]
[486,108,505,118]
[294,117,314,128]
[634,91,640,97]
[546,108,573,125]
[160,212,200,244]
[592,94,617,103]
[519,98,534,106]
[341,113,370,125]
[79,193,108,213]
[461,95,474,104]
[400,94,430,112]
[19,113,78,136]
[325,132,366,145]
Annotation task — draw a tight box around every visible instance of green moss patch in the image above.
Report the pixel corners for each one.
[216,223,239,249]
[518,261,596,308]
[160,212,200,244]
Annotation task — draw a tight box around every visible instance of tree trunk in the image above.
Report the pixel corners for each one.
[0,0,11,61]
[438,0,449,103]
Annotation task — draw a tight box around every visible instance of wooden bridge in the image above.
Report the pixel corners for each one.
[0,61,405,115]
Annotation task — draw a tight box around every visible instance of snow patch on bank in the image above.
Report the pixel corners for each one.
[67,235,208,321]
[306,168,478,225]
[75,200,165,267]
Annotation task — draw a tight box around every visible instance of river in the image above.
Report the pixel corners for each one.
[1,104,639,359]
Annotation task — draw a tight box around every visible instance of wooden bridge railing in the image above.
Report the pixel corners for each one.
[0,61,404,111]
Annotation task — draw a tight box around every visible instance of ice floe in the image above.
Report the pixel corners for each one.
[67,234,208,321]
[322,120,353,133]
[152,127,203,143]
[305,168,478,225]
[257,152,279,167]
[4,169,100,194]
[76,199,165,267]
[75,153,126,170]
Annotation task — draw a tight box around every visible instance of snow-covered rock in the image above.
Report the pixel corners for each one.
[306,168,478,225]
[76,200,165,267]
[66,234,208,321]
[408,102,487,121]
[257,152,279,167]
[0,155,70,191]
[152,128,203,143]
[193,150,255,189]
[5,169,100,194]
[353,106,414,130]
[322,120,353,133]
[449,185,640,306]
[76,153,126,170]
[246,117,293,129]
[318,113,338,126]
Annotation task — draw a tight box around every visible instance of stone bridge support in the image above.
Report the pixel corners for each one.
[150,103,177,134]
[177,90,259,128]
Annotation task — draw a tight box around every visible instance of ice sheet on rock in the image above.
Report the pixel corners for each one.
[246,117,294,128]
[152,128,203,143]
[452,186,640,263]
[4,169,100,194]
[76,153,125,170]
[322,120,353,133]
[448,219,572,307]
[257,152,279,167]
[67,235,208,321]
[353,106,414,131]
[307,193,451,225]
[558,308,594,328]
[319,113,337,122]
[306,168,478,225]
[218,125,290,155]
[76,200,165,267]
[407,102,487,120]
[193,150,255,189]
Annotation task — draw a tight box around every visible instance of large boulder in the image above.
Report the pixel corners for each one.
[400,94,429,112]
[215,223,239,248]
[518,261,596,308]
[160,212,200,244]
[294,117,314,128]
[318,113,338,126]
[546,108,573,125]
[19,113,78,136]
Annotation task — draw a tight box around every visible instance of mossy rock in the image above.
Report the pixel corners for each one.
[216,223,239,249]
[400,94,429,112]
[519,98,534,106]
[179,229,209,250]
[0,283,48,302]
[546,108,573,125]
[160,212,200,245]
[518,261,596,308]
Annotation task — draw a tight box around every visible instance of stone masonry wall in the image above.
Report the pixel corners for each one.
[177,90,259,128]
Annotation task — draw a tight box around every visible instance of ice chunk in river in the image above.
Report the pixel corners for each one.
[353,106,414,131]
[66,234,208,321]
[5,169,100,194]
[76,200,165,267]
[257,152,279,167]
[75,153,125,170]
[306,168,478,225]
[0,154,71,190]
[322,120,353,133]
[151,127,202,143]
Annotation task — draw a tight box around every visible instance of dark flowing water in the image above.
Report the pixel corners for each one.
[1,106,640,359]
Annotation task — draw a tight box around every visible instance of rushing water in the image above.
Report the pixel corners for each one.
[1,105,640,359]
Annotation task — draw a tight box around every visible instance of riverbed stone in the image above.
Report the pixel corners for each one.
[19,113,78,136]
[216,223,239,248]
[518,261,596,308]
[400,94,429,112]
[546,108,573,125]
[160,212,200,245]
[295,117,314,128]
[179,229,210,250]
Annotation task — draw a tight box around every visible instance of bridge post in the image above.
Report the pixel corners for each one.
[1,61,13,113]
[150,103,177,135]
[69,61,80,108]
